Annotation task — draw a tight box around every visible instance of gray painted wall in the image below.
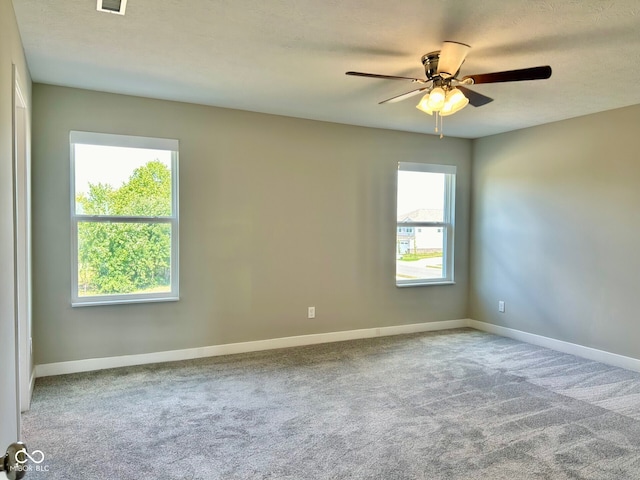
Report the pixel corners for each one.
[32,84,471,365]
[470,104,640,359]
[1,0,31,447]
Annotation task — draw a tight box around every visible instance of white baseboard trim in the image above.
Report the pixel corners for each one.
[468,319,640,373]
[35,319,469,378]
[34,318,640,378]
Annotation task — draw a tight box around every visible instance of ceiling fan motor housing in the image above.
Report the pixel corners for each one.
[421,51,441,80]
[421,50,464,84]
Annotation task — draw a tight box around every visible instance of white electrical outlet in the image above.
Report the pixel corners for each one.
[498,301,505,313]
[308,306,315,319]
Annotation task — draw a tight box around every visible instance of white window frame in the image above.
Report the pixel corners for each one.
[70,131,179,306]
[396,162,456,287]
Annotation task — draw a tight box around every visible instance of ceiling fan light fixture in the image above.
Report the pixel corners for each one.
[441,88,469,116]
[347,39,552,138]
[416,94,434,115]
[440,104,454,117]
[427,87,445,110]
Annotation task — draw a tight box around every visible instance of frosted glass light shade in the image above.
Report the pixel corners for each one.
[416,94,434,115]
[440,88,469,116]
[427,87,445,110]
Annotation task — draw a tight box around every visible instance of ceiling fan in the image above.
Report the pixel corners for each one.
[346,41,551,135]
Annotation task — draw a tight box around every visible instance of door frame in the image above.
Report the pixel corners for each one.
[13,67,32,414]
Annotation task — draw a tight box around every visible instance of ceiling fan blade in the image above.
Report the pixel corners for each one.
[457,86,493,107]
[437,41,471,78]
[346,71,423,82]
[462,65,552,84]
[378,87,429,104]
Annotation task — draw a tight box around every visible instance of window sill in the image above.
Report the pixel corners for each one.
[396,281,455,288]
[72,296,179,307]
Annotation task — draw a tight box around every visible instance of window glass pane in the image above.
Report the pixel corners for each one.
[397,171,444,222]
[75,144,173,216]
[396,227,444,281]
[77,222,172,297]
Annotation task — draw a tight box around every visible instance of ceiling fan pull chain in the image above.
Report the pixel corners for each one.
[434,111,444,139]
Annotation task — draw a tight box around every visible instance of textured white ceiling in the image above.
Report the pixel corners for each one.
[11,0,640,138]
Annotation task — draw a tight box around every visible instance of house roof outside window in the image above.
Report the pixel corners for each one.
[398,208,443,223]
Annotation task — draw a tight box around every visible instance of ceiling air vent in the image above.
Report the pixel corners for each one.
[97,0,127,15]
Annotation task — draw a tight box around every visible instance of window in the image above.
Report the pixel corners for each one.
[396,162,456,286]
[70,131,179,306]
